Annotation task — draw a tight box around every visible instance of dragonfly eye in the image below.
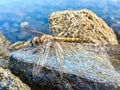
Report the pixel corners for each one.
[30,37,40,46]
[33,37,40,43]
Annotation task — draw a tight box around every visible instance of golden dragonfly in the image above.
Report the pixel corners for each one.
[20,22,87,45]
[20,22,83,76]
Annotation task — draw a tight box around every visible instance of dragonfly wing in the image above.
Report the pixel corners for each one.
[20,22,45,37]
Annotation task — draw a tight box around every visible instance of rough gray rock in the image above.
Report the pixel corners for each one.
[9,42,120,90]
[0,67,31,90]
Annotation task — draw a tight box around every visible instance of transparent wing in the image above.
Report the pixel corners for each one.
[20,22,45,37]
[54,42,64,79]
[32,39,51,76]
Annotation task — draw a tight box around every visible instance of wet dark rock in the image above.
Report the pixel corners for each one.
[9,43,120,90]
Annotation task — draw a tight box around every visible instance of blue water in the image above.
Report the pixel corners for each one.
[0,0,120,42]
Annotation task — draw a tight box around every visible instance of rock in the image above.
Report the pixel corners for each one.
[9,41,25,50]
[0,66,31,90]
[114,30,120,43]
[49,9,118,44]
[0,33,11,45]
[0,33,11,59]
[9,42,120,90]
[0,59,9,68]
[0,33,11,68]
[0,33,31,89]
[9,41,31,51]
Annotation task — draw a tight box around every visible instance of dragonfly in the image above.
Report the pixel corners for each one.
[20,22,87,46]
[20,22,84,77]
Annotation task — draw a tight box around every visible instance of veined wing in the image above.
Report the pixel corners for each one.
[20,22,45,37]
